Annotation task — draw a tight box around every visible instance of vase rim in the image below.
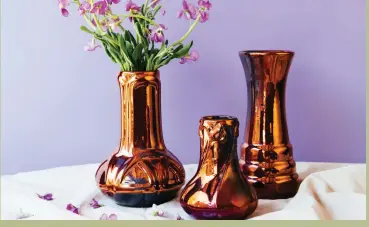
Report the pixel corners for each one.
[239,50,294,56]
[202,115,237,120]
[118,71,160,79]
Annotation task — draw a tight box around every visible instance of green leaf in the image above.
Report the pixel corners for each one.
[118,35,133,66]
[153,5,162,17]
[132,43,144,63]
[173,41,193,58]
[80,26,94,35]
[102,43,116,63]
[155,56,174,70]
[146,54,155,71]
[124,30,137,46]
[109,47,124,65]
[172,44,184,54]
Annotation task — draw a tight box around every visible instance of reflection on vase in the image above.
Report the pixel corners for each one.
[95,71,185,207]
[180,116,258,220]
[239,50,299,199]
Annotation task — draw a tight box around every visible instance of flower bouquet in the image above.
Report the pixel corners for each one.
[58,0,212,71]
[57,0,213,207]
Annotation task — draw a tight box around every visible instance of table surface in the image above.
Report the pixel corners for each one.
[1,162,366,220]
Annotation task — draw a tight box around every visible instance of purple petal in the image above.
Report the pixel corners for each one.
[90,198,104,208]
[187,4,198,19]
[37,193,54,201]
[198,0,212,10]
[126,0,140,12]
[158,24,167,30]
[91,1,108,15]
[199,11,209,23]
[151,0,161,8]
[58,0,71,8]
[182,0,189,11]
[66,203,79,214]
[61,8,69,17]
[190,51,200,61]
[109,214,118,220]
[78,1,91,15]
[177,10,184,19]
[161,9,166,16]
[179,51,199,64]
[179,58,188,64]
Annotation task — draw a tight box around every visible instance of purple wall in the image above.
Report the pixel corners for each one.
[1,0,366,174]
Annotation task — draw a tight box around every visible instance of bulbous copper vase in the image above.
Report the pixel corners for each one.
[180,116,258,220]
[239,51,299,199]
[95,71,185,207]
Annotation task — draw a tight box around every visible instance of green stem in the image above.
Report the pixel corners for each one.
[147,0,160,9]
[117,14,159,27]
[170,15,201,48]
[74,0,96,31]
[118,24,125,32]
[93,14,104,33]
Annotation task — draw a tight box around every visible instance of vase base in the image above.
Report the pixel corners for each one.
[251,179,301,200]
[180,202,257,220]
[109,189,179,208]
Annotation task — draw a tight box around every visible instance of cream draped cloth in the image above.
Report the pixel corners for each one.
[1,162,366,220]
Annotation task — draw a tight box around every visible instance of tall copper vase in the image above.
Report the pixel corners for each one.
[95,71,185,207]
[239,51,299,199]
[180,116,258,220]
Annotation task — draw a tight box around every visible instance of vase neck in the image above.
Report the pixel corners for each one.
[198,116,240,170]
[239,51,294,145]
[117,71,166,157]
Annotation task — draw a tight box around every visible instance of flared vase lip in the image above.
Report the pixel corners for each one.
[239,50,294,56]
[118,71,160,80]
[202,115,238,121]
[119,71,159,75]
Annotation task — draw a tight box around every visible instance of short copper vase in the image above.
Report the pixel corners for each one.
[180,116,258,220]
[95,71,185,207]
[239,51,299,199]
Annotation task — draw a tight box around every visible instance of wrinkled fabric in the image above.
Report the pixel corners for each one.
[1,162,365,220]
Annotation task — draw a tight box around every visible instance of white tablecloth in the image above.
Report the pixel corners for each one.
[1,162,366,220]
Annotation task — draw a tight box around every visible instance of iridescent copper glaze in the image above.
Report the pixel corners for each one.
[95,71,185,207]
[180,116,258,220]
[239,50,299,199]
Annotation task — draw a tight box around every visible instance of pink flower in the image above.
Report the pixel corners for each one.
[177,0,197,20]
[37,193,54,201]
[90,0,108,15]
[149,24,167,43]
[125,0,141,21]
[66,203,79,214]
[91,18,108,31]
[84,39,101,52]
[179,51,199,64]
[125,0,140,12]
[109,17,121,32]
[198,0,212,10]
[100,213,118,220]
[78,1,91,15]
[198,0,211,23]
[58,0,70,17]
